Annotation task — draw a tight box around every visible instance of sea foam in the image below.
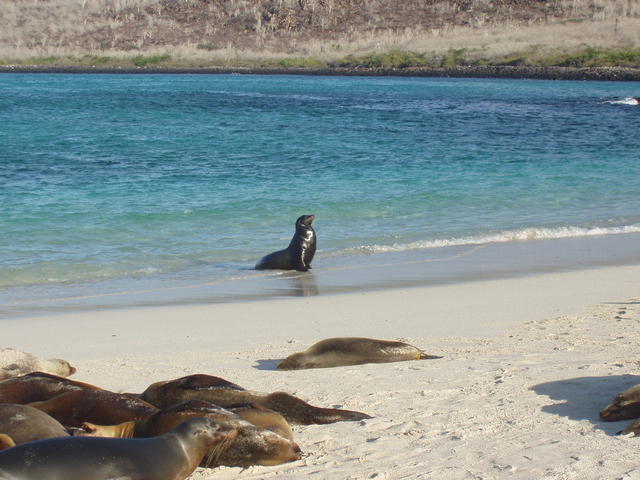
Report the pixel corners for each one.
[353,224,640,254]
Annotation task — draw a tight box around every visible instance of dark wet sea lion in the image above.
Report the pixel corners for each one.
[0,404,69,445]
[28,389,158,428]
[278,337,442,370]
[0,348,76,380]
[0,417,235,480]
[255,214,316,271]
[600,384,640,421]
[140,374,371,424]
[0,372,101,404]
[79,399,301,468]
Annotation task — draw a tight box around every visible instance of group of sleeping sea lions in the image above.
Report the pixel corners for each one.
[0,336,440,480]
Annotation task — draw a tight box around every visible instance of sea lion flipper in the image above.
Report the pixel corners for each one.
[417,352,443,360]
[0,433,16,450]
[262,392,371,425]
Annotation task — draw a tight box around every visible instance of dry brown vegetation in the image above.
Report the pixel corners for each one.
[1,0,639,66]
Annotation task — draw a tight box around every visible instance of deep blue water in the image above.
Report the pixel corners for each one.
[1,73,639,309]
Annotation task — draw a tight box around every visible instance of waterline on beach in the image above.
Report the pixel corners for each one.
[2,232,639,319]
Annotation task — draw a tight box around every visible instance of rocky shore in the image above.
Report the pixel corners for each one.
[2,64,640,81]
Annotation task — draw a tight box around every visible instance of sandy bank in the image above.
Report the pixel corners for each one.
[3,264,640,478]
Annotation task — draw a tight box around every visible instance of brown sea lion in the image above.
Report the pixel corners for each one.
[0,348,76,380]
[79,400,301,468]
[139,374,371,424]
[0,434,15,451]
[277,337,442,370]
[0,417,236,480]
[0,371,101,404]
[600,384,640,421]
[0,404,69,445]
[617,418,640,436]
[28,389,158,428]
[229,403,294,441]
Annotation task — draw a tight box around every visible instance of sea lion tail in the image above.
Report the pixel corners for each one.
[263,392,372,425]
[417,352,443,360]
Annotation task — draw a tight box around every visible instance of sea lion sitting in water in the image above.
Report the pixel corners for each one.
[0,404,69,445]
[0,348,76,380]
[0,372,102,404]
[0,417,236,480]
[78,400,301,468]
[139,373,371,424]
[277,337,442,370]
[255,214,316,271]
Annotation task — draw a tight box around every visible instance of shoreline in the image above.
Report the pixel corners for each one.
[3,232,640,320]
[3,262,640,359]
[2,65,640,81]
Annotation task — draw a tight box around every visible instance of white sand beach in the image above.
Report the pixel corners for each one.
[3,264,640,479]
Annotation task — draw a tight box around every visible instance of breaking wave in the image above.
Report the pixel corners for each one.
[353,224,640,254]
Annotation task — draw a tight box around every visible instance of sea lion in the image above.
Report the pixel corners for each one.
[28,389,158,428]
[79,400,301,468]
[0,434,15,451]
[600,384,640,421]
[0,404,69,445]
[229,403,294,441]
[0,417,236,480]
[139,374,371,424]
[0,371,101,404]
[0,348,75,380]
[255,214,316,271]
[617,417,640,436]
[277,337,442,370]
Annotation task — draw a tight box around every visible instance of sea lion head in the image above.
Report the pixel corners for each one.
[295,215,315,230]
[276,353,306,371]
[49,359,76,377]
[600,385,640,421]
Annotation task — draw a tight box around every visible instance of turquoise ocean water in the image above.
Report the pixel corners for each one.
[1,74,639,316]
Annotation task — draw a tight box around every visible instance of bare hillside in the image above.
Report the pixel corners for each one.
[1,0,639,66]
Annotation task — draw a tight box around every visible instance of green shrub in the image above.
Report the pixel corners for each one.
[132,54,171,67]
[335,50,429,69]
[440,49,467,68]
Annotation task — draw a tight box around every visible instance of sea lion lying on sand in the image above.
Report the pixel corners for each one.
[0,404,69,446]
[0,418,235,480]
[0,372,101,404]
[28,389,159,428]
[78,399,301,468]
[140,374,371,424]
[278,337,442,370]
[0,349,75,380]
[600,384,640,422]
[29,390,158,427]
[600,384,640,435]
[229,402,294,441]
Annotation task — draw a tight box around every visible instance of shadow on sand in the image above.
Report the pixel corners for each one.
[253,359,282,371]
[531,374,640,435]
